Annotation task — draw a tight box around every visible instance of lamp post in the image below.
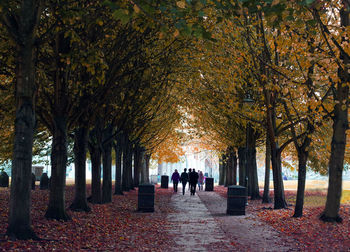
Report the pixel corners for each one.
[243,93,254,195]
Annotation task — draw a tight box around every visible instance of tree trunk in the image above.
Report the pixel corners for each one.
[293,151,308,217]
[45,116,70,220]
[223,154,228,187]
[219,157,224,185]
[88,126,102,204]
[122,132,130,191]
[262,134,271,203]
[265,90,287,209]
[134,144,141,187]
[320,4,349,223]
[7,0,41,239]
[226,147,235,186]
[45,32,71,220]
[114,132,123,195]
[247,128,260,200]
[102,126,113,204]
[238,147,247,187]
[145,154,150,183]
[140,149,150,184]
[70,126,90,212]
[271,147,287,209]
[128,142,134,190]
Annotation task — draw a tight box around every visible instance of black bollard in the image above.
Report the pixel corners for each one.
[226,185,247,215]
[40,173,49,190]
[31,173,36,190]
[0,171,9,187]
[161,175,169,189]
[138,184,155,212]
[205,178,214,191]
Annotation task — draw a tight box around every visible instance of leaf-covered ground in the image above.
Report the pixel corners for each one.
[215,186,350,251]
[0,185,176,251]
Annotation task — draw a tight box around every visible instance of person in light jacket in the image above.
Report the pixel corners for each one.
[198,170,204,191]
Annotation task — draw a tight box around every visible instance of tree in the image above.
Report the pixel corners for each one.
[1,0,42,240]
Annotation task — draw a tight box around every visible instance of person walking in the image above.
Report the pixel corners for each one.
[187,168,192,192]
[189,169,199,195]
[171,169,180,193]
[198,170,204,191]
[180,168,189,195]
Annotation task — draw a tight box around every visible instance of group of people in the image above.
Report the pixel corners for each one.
[171,168,205,195]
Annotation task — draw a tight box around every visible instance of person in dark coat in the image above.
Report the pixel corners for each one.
[187,168,192,192]
[180,168,189,195]
[171,169,180,192]
[189,169,199,195]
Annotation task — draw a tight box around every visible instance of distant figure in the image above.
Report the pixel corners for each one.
[189,169,199,195]
[171,169,180,192]
[180,168,189,195]
[198,170,204,191]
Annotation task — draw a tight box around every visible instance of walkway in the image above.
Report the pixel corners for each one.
[166,190,235,251]
[166,187,298,252]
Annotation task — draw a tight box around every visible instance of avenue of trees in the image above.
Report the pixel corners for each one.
[0,0,349,240]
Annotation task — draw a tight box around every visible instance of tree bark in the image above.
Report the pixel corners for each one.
[226,148,233,186]
[6,0,41,239]
[140,149,150,184]
[265,90,287,209]
[223,154,228,187]
[133,144,141,187]
[45,31,72,220]
[247,127,260,200]
[45,115,70,220]
[270,146,287,209]
[238,147,247,187]
[70,126,90,212]
[145,153,150,183]
[122,132,130,191]
[102,125,113,204]
[128,141,134,190]
[320,4,349,223]
[293,151,308,217]
[88,125,102,204]
[262,134,271,203]
[114,132,123,195]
